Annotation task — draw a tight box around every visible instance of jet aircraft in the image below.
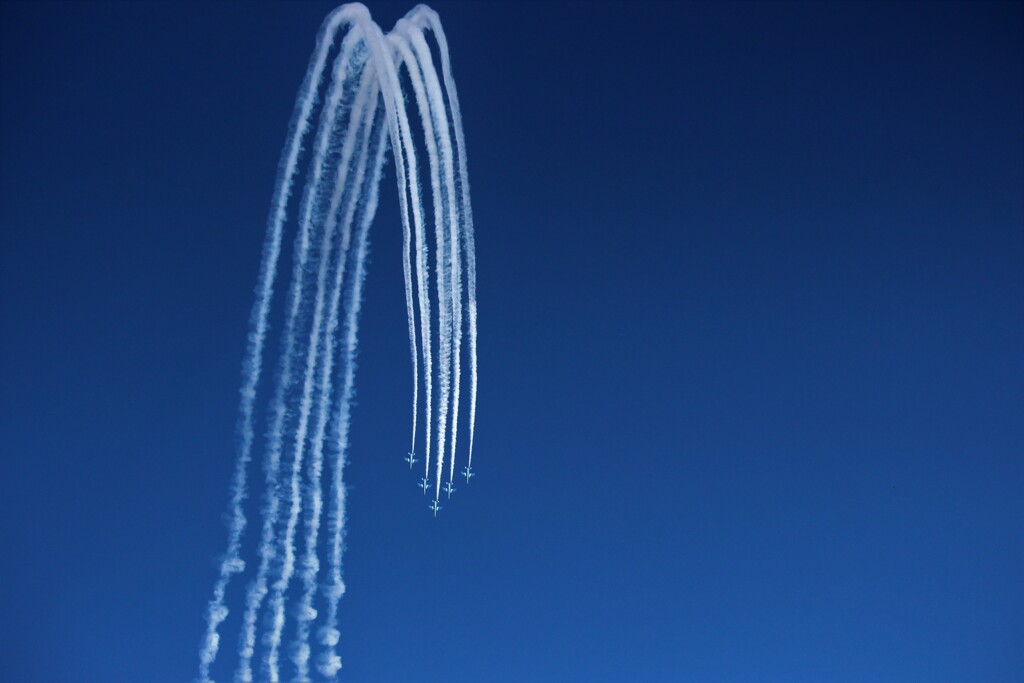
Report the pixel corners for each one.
[461,465,475,482]
[429,499,442,517]
[404,452,417,468]
[418,477,429,494]
[443,481,456,499]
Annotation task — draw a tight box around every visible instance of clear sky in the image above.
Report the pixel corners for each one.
[1,2,1021,682]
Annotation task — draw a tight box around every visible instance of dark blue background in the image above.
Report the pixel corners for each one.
[2,2,1021,682]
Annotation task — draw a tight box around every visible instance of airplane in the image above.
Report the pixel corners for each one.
[418,477,429,494]
[429,499,442,517]
[461,465,476,482]
[443,481,456,499]
[404,451,418,468]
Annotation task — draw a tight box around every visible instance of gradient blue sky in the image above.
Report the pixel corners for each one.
[1,2,1022,682]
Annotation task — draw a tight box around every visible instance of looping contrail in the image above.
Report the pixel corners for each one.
[197,4,479,681]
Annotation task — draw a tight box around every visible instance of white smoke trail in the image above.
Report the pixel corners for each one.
[197,5,372,680]
[411,7,480,476]
[400,22,463,486]
[315,15,439,672]
[318,100,390,681]
[389,25,454,500]
[263,55,380,680]
[291,59,382,681]
[358,17,435,489]
[199,5,479,680]
[335,21,446,507]
[236,21,370,683]
[291,68,381,677]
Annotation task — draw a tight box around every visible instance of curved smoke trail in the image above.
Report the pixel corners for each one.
[318,102,389,681]
[292,64,382,682]
[198,4,478,680]
[389,25,455,501]
[236,25,369,683]
[263,55,381,680]
[402,23,464,487]
[409,6,479,478]
[197,5,372,680]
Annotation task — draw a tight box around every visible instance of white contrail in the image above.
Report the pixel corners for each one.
[316,16,435,671]
[291,72,381,677]
[389,26,452,500]
[411,7,479,477]
[199,5,480,679]
[319,98,390,681]
[236,20,369,683]
[404,205,420,464]
[360,17,435,489]
[263,54,379,680]
[197,5,371,680]
[392,27,435,491]
[292,61,381,682]
[402,21,463,486]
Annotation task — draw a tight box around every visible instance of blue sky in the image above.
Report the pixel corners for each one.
[1,2,1021,682]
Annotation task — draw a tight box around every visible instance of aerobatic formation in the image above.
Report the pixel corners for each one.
[198,4,478,681]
